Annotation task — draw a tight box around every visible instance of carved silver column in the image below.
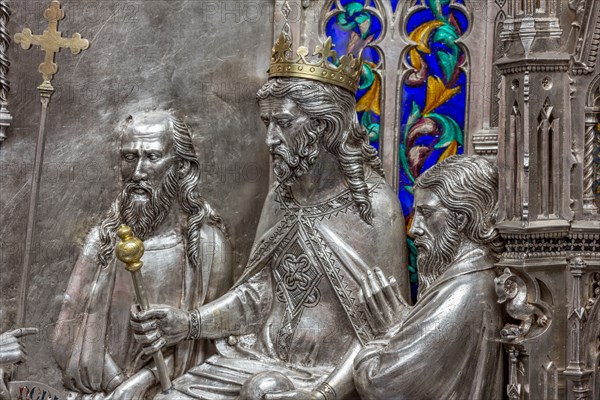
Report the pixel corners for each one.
[0,0,12,142]
[582,114,598,214]
[564,257,593,400]
[506,346,523,400]
[542,359,559,400]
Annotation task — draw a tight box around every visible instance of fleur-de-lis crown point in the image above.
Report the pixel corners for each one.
[315,37,337,61]
[268,31,363,93]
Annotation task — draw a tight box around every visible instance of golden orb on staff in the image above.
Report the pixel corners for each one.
[115,225,144,272]
[115,224,173,393]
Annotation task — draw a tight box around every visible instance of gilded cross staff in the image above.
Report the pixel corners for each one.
[14,0,89,85]
[13,0,89,327]
[115,225,173,393]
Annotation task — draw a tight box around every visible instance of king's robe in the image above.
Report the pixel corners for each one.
[353,248,504,400]
[54,223,232,397]
[161,171,406,399]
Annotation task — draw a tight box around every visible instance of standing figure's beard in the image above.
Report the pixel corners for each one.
[118,167,178,240]
[416,214,461,296]
[271,124,320,186]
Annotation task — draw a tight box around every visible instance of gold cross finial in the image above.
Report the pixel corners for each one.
[14,0,89,85]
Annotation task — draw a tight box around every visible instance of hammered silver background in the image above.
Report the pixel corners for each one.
[1,0,273,387]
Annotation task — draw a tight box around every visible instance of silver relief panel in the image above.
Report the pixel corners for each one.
[1,0,272,392]
[2,0,600,399]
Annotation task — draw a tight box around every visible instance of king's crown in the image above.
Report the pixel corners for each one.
[268,32,363,94]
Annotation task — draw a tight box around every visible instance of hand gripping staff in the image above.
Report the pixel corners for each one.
[115,225,173,393]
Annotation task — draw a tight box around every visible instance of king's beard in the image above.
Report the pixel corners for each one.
[118,167,178,240]
[416,214,461,295]
[271,123,320,186]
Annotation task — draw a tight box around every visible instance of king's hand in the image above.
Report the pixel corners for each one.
[130,305,191,355]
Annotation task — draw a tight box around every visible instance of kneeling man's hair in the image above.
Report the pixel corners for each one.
[414,155,504,259]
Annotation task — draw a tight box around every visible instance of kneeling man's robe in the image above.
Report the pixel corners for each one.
[354,248,503,400]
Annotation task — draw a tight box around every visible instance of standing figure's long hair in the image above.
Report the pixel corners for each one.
[97,111,226,269]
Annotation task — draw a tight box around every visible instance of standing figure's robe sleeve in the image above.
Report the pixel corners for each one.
[53,223,234,395]
[174,224,233,377]
[53,227,117,393]
[353,264,504,400]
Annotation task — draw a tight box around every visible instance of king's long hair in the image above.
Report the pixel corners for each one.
[256,78,384,224]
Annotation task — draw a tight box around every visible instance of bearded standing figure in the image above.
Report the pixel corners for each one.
[353,155,504,400]
[53,110,233,399]
[130,34,408,400]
